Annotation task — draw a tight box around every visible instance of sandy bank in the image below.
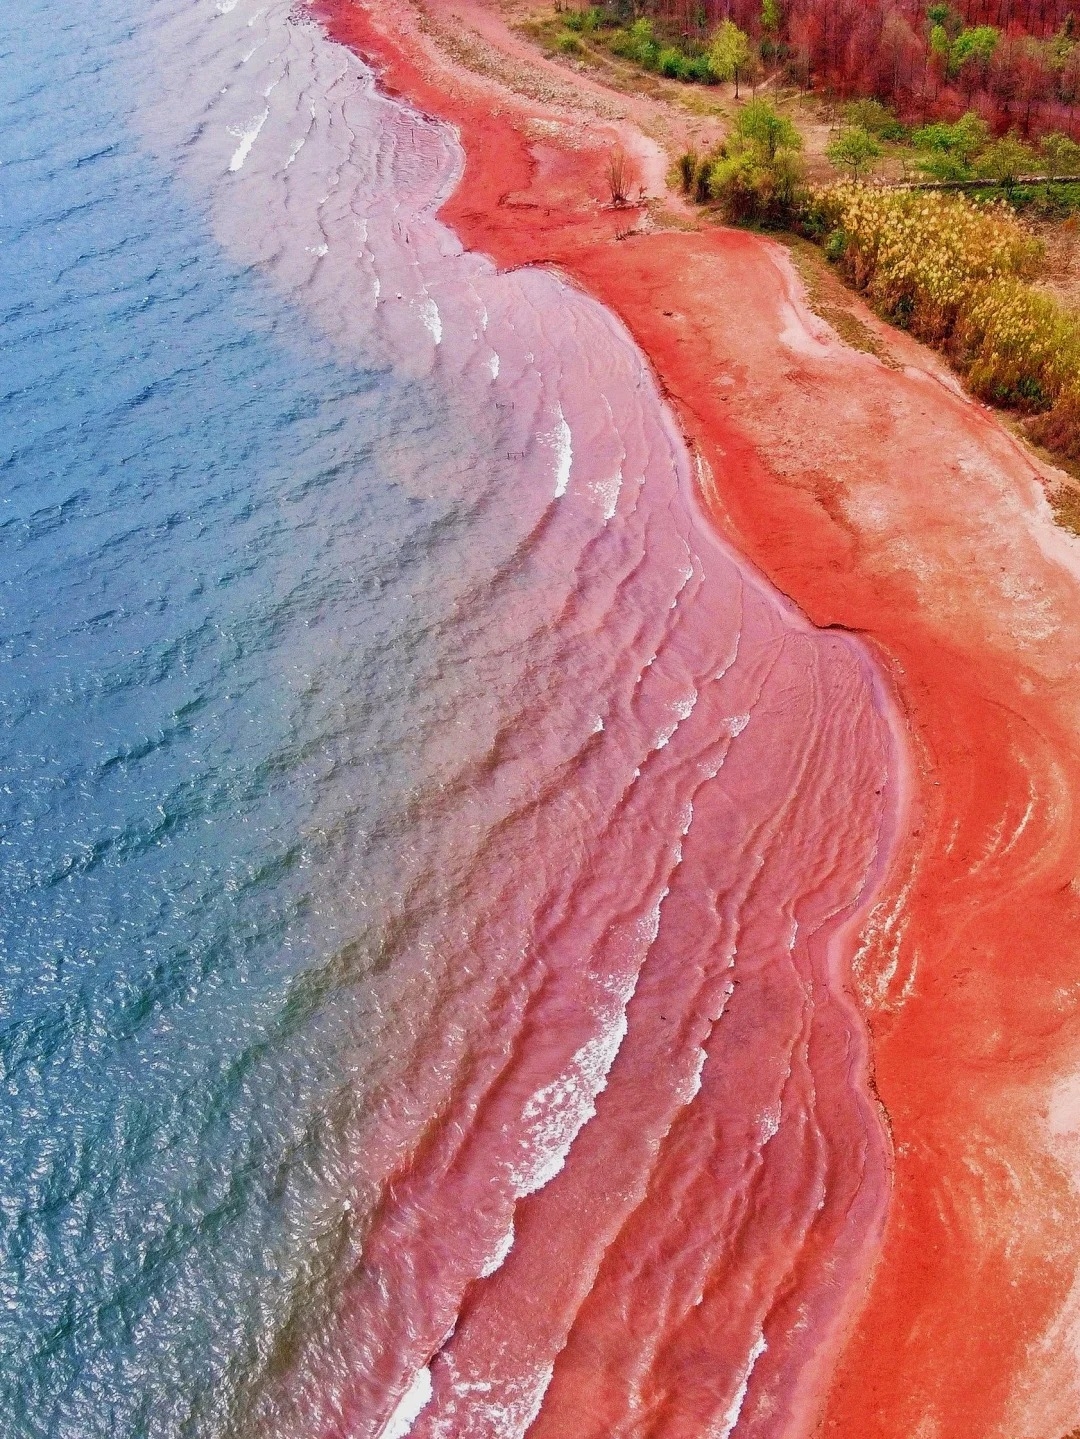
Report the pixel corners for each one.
[314,2,1080,1435]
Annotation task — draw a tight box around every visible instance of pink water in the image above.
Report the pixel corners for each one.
[136,4,901,1434]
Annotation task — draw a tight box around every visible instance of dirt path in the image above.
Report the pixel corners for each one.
[316,3,1080,1435]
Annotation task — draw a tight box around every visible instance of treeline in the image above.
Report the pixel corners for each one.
[579,1,1080,136]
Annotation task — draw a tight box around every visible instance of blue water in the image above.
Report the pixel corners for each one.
[0,5,482,1434]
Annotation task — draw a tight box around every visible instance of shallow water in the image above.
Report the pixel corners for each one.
[1,2,899,1436]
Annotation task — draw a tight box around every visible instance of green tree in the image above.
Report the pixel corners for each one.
[952,25,999,72]
[709,19,753,97]
[975,133,1039,187]
[844,98,906,140]
[708,99,803,225]
[929,24,949,57]
[927,4,962,38]
[913,111,989,180]
[1043,132,1080,177]
[826,126,883,180]
[762,0,781,35]
[733,98,800,161]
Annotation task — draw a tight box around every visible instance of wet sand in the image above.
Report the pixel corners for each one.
[313,3,1080,1435]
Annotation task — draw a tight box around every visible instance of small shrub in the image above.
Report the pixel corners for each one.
[683,54,715,83]
[975,133,1039,187]
[679,150,699,193]
[658,46,684,78]
[709,101,804,226]
[826,126,883,179]
[564,6,602,33]
[912,111,989,180]
[607,147,630,205]
[1028,392,1080,460]
[694,155,712,204]
[557,31,583,53]
[1042,133,1080,178]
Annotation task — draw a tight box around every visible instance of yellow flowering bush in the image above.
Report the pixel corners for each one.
[961,278,1080,408]
[809,182,1080,455]
[810,183,1041,342]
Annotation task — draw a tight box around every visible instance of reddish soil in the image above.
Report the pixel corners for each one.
[315,2,1080,1435]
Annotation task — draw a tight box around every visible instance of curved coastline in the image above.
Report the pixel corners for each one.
[309,3,1080,1438]
[306,1,910,1435]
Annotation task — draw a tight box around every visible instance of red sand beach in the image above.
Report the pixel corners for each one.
[314,3,1080,1435]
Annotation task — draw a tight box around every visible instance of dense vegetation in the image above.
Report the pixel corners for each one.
[559,1,1080,138]
[672,95,1080,464]
[809,183,1080,455]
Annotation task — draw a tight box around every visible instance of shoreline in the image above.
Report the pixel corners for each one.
[313,2,1080,1436]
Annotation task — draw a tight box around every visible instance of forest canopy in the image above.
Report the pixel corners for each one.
[579,2,1080,137]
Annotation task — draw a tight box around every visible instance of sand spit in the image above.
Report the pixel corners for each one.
[312,2,1080,1435]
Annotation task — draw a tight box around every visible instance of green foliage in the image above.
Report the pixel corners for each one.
[610,17,660,68]
[709,19,754,95]
[678,150,698,192]
[761,0,781,34]
[709,101,803,225]
[927,4,962,38]
[605,17,714,83]
[734,98,801,161]
[710,148,803,225]
[563,6,602,33]
[912,111,990,179]
[804,182,1080,460]
[1042,132,1080,177]
[658,46,684,76]
[694,155,713,203]
[952,25,999,72]
[929,23,950,60]
[843,99,907,141]
[975,133,1039,186]
[1050,17,1078,69]
[827,126,883,179]
[558,31,583,53]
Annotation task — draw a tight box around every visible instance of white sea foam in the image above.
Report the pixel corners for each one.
[227,108,268,171]
[431,1362,555,1439]
[380,1366,434,1439]
[551,403,572,498]
[714,1332,767,1439]
[759,1103,781,1144]
[479,1220,515,1278]
[673,689,697,722]
[681,1045,708,1103]
[638,888,668,946]
[419,297,443,345]
[591,468,622,520]
[654,721,679,751]
[510,1015,629,1198]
